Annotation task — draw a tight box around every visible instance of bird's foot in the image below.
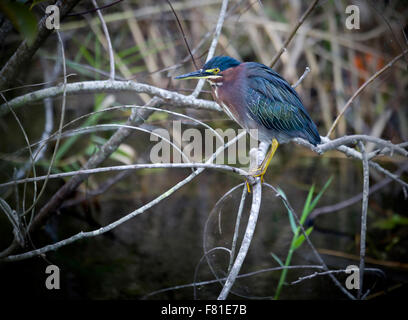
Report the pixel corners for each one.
[246,168,266,193]
[246,180,252,193]
[249,167,266,182]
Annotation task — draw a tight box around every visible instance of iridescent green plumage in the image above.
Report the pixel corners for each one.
[243,62,321,145]
[175,56,321,186]
[176,56,321,146]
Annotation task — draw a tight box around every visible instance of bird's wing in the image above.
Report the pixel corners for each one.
[244,63,320,144]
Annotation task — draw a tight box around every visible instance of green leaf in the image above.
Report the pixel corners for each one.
[293,226,313,250]
[0,1,38,45]
[308,176,333,214]
[117,45,141,58]
[29,0,50,10]
[277,187,297,234]
[373,214,408,230]
[270,252,284,267]
[300,176,333,225]
[300,184,315,224]
[149,111,169,122]
[79,45,95,66]
[74,33,94,63]
[55,94,108,162]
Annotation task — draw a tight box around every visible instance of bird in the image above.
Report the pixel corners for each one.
[175,55,321,190]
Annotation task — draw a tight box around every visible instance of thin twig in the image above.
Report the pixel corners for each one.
[269,0,320,68]
[217,144,264,300]
[292,66,311,88]
[317,135,408,157]
[202,183,250,298]
[144,264,325,299]
[0,100,160,258]
[291,267,384,285]
[0,162,249,189]
[217,180,262,300]
[309,163,408,219]
[0,74,76,93]
[358,141,370,299]
[0,0,81,91]
[327,49,408,137]
[264,183,356,300]
[60,170,130,208]
[21,31,68,217]
[228,185,248,272]
[92,0,115,80]
[1,131,247,261]
[11,58,56,182]
[67,0,124,17]
[0,93,36,245]
[166,0,198,70]
[192,0,229,97]
[0,80,222,116]
[4,104,224,160]
[295,136,408,192]
[194,247,231,299]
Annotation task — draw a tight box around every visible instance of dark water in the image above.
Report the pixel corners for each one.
[1,143,407,300]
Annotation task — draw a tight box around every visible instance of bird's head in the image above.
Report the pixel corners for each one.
[175,56,241,82]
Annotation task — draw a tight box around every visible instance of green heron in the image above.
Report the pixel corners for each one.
[175,56,321,189]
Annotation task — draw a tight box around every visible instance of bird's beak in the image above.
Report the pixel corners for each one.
[174,69,213,80]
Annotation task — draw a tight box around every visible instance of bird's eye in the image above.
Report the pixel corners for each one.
[207,68,220,74]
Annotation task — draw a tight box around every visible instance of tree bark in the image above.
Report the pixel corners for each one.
[0,0,82,91]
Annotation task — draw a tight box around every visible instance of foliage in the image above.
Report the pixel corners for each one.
[0,0,43,45]
[274,176,333,299]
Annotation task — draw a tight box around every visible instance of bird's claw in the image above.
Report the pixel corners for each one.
[245,169,265,193]
[246,180,252,193]
[249,168,266,182]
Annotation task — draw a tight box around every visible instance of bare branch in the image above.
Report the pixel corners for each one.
[292,66,311,88]
[0,99,159,258]
[0,80,221,116]
[269,0,320,68]
[144,264,326,299]
[291,267,384,285]
[67,0,124,17]
[0,162,249,189]
[192,0,229,97]
[358,141,370,299]
[0,0,81,91]
[1,131,247,261]
[368,161,408,191]
[310,163,408,219]
[11,58,56,182]
[166,0,198,70]
[23,31,68,214]
[264,183,356,300]
[327,49,408,137]
[317,135,408,157]
[92,0,115,80]
[217,143,265,300]
[228,186,248,272]
[3,104,224,161]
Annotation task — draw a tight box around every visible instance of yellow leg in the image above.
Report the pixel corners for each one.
[246,180,252,193]
[254,138,279,182]
[246,139,279,192]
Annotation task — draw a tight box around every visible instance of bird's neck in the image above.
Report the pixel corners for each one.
[207,77,223,87]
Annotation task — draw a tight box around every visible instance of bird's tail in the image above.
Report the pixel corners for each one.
[304,120,321,146]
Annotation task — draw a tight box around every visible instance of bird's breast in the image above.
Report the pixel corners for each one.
[210,64,261,134]
[212,86,240,124]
